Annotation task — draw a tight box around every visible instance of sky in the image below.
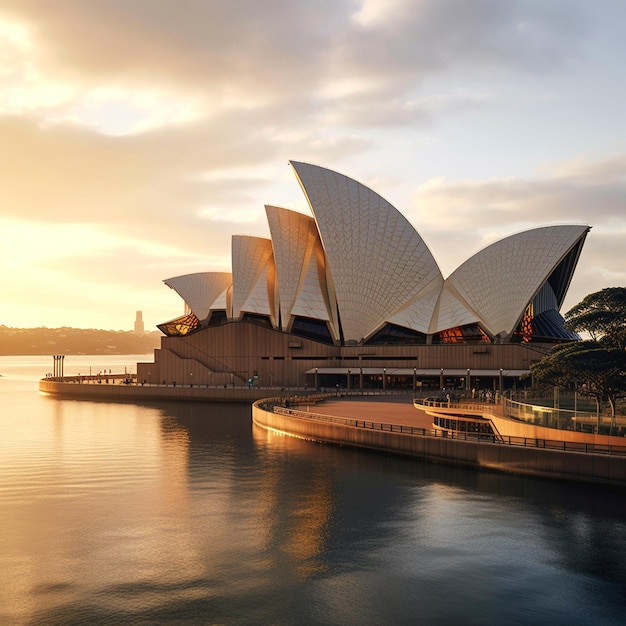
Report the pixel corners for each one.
[1,0,625,331]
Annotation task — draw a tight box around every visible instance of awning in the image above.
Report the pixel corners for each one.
[305,368,529,377]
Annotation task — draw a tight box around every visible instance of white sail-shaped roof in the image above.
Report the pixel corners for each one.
[440,224,590,338]
[291,161,443,343]
[290,241,337,330]
[158,162,590,346]
[428,285,481,335]
[265,205,338,338]
[231,236,276,322]
[389,280,448,334]
[164,272,232,321]
[209,285,232,315]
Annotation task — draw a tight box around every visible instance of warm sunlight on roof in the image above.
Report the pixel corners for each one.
[0,1,624,331]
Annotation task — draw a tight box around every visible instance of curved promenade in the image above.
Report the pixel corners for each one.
[252,398,626,488]
[39,377,294,403]
[40,377,626,486]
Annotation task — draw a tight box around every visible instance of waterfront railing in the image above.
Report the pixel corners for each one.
[269,404,626,457]
[419,396,625,436]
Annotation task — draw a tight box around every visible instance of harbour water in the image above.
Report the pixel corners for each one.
[1,355,625,625]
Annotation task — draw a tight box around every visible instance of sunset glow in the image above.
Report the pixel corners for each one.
[1,1,625,331]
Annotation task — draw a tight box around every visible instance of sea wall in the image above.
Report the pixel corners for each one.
[252,402,626,487]
[39,379,281,403]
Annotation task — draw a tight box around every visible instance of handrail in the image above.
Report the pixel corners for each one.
[504,397,599,421]
[419,399,498,412]
[271,405,626,457]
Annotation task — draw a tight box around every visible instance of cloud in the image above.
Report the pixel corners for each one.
[0,112,374,256]
[0,1,594,252]
[0,0,618,330]
[406,154,626,307]
[0,0,593,257]
[0,1,347,111]
[411,154,626,230]
[338,0,587,87]
[1,0,588,130]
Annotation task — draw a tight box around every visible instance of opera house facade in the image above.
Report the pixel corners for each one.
[137,161,590,392]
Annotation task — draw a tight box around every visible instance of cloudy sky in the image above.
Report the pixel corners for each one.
[1,0,625,331]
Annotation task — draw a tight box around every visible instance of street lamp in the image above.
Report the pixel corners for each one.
[314,367,318,391]
[190,372,193,387]
[413,367,417,395]
[383,368,386,391]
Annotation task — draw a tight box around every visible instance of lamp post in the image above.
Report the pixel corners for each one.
[190,372,193,388]
[347,369,351,391]
[314,367,318,391]
[440,368,444,390]
[413,367,417,395]
[467,368,471,392]
[383,368,386,392]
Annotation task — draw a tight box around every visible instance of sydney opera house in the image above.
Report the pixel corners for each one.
[137,161,590,392]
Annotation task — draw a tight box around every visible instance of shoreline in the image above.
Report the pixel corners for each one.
[252,397,626,488]
[39,377,626,487]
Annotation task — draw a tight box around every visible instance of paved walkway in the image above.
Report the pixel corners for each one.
[310,397,434,429]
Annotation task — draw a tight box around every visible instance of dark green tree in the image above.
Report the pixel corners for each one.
[565,287,626,349]
[530,340,626,434]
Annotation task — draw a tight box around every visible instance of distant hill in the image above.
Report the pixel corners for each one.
[0,326,163,355]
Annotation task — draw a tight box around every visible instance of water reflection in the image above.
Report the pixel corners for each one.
[2,382,625,625]
[160,402,626,623]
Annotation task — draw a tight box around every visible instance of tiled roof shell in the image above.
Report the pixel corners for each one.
[164,272,232,321]
[265,205,339,338]
[162,162,590,345]
[231,236,276,323]
[440,224,590,337]
[291,161,443,342]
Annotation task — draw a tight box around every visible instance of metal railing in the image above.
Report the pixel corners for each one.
[503,397,626,436]
[270,404,626,457]
[420,396,625,436]
[505,397,598,423]
[419,398,499,412]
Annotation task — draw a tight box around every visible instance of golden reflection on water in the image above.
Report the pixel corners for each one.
[252,425,334,580]
[158,416,191,516]
[281,469,333,579]
[3,359,626,625]
[0,398,171,622]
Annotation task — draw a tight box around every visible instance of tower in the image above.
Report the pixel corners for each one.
[134,310,145,335]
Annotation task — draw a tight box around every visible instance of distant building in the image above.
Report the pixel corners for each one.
[134,311,145,335]
[137,161,590,391]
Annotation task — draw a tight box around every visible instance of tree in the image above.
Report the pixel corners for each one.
[530,340,626,434]
[565,287,626,350]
